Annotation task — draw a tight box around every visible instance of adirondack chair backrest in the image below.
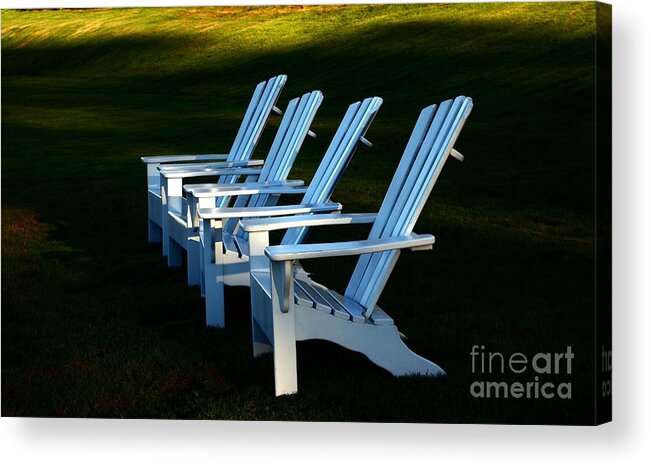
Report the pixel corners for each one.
[227,75,287,164]
[345,96,474,315]
[249,90,324,204]
[215,75,288,200]
[222,90,323,234]
[280,96,383,246]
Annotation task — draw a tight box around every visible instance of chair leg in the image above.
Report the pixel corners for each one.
[146,173,163,245]
[148,219,162,244]
[271,262,298,396]
[272,308,298,396]
[162,215,169,257]
[253,341,273,358]
[199,233,206,297]
[204,246,225,328]
[160,179,182,257]
[252,320,273,357]
[251,281,273,357]
[249,231,274,358]
[166,236,183,267]
[187,236,201,286]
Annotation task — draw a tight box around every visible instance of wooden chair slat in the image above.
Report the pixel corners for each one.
[221,90,323,234]
[282,97,383,245]
[346,97,473,312]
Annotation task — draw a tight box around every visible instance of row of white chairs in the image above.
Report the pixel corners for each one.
[141,75,473,396]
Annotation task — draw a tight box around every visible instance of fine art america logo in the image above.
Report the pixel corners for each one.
[470,345,574,399]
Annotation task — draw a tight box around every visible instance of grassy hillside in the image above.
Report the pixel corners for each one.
[2,3,598,423]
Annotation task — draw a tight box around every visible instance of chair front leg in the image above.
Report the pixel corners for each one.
[187,237,201,286]
[248,231,272,357]
[160,175,183,258]
[203,218,226,328]
[147,163,163,244]
[270,260,298,396]
[199,220,206,297]
[187,194,214,287]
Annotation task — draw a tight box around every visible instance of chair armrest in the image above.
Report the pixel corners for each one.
[160,167,263,179]
[198,202,342,220]
[158,159,264,171]
[188,185,308,199]
[240,213,377,232]
[140,154,229,164]
[265,233,435,261]
[266,233,435,314]
[184,179,304,195]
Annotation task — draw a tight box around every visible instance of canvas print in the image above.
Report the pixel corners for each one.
[1,1,611,424]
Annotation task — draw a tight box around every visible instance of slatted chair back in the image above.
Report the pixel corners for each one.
[227,75,287,163]
[280,96,383,246]
[345,96,474,315]
[215,75,287,197]
[222,90,323,234]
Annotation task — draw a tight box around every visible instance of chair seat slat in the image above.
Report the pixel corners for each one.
[327,290,366,323]
[368,307,394,326]
[293,282,314,308]
[294,279,331,313]
[309,284,351,321]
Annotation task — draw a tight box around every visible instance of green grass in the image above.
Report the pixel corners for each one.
[2,3,598,423]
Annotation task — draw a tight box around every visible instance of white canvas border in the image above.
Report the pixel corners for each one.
[1,0,649,463]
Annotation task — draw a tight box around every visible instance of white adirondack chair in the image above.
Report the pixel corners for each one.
[140,75,287,247]
[193,97,383,328]
[238,96,474,396]
[162,90,324,287]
